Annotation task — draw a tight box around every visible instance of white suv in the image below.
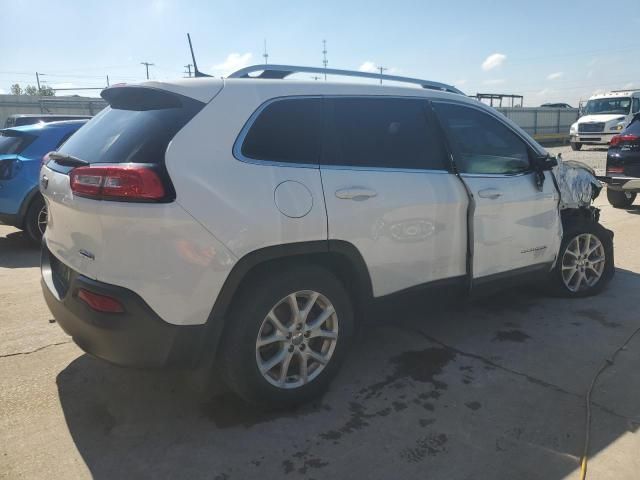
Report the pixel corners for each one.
[40,65,614,408]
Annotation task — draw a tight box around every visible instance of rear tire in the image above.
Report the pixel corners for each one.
[570,142,582,151]
[607,189,636,208]
[24,195,47,244]
[218,264,354,410]
[547,217,614,297]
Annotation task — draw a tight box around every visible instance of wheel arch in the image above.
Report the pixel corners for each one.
[198,240,373,364]
[17,186,42,228]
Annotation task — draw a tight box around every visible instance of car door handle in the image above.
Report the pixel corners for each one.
[478,188,503,199]
[335,188,378,201]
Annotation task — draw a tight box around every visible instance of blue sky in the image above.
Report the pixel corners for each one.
[1,0,639,105]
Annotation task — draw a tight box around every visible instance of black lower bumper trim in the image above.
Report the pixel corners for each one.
[41,245,205,368]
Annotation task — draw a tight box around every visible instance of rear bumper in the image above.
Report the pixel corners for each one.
[597,175,640,192]
[41,245,206,368]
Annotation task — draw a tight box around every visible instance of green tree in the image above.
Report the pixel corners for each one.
[24,85,38,95]
[9,83,22,95]
[39,85,55,96]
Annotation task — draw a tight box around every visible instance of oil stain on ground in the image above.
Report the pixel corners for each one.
[576,308,621,328]
[492,329,531,343]
[400,433,448,463]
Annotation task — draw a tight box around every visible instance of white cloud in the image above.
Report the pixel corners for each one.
[623,82,634,89]
[481,53,506,71]
[358,61,377,73]
[212,53,253,77]
[483,78,505,85]
[547,72,563,80]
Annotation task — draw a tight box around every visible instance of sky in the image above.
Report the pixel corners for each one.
[1,0,640,106]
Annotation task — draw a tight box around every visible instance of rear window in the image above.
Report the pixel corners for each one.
[0,131,35,155]
[56,87,203,166]
[240,98,322,165]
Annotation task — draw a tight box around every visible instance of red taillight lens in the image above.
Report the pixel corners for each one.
[610,134,639,147]
[77,289,124,313]
[607,165,624,174]
[69,165,165,201]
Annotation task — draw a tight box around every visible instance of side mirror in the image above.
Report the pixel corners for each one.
[534,155,558,171]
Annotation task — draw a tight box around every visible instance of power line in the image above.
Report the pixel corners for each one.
[140,61,155,80]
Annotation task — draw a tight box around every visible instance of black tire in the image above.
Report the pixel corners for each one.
[570,142,582,151]
[218,264,355,410]
[607,189,636,208]
[548,217,614,297]
[24,194,47,243]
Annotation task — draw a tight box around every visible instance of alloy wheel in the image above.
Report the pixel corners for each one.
[255,290,339,389]
[561,233,605,292]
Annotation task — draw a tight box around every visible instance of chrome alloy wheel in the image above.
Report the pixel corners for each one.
[37,204,48,236]
[561,233,605,292]
[255,290,339,389]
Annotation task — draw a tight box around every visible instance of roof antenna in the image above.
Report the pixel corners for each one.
[187,33,211,78]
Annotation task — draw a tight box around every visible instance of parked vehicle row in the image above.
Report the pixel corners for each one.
[601,114,640,208]
[39,66,615,409]
[0,120,87,241]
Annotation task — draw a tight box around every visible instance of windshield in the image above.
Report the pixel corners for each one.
[584,97,631,116]
[0,131,34,155]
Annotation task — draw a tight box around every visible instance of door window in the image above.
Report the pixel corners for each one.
[324,97,448,170]
[241,97,322,165]
[435,103,530,175]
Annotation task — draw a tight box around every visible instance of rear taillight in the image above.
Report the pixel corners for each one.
[610,134,639,147]
[77,289,124,313]
[69,165,165,201]
[607,165,624,175]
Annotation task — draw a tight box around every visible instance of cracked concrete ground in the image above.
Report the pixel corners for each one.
[1,145,639,479]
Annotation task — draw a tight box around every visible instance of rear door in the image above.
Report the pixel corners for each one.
[320,96,468,297]
[433,101,561,279]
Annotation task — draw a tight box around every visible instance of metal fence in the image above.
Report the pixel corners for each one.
[0,94,107,127]
[496,107,579,141]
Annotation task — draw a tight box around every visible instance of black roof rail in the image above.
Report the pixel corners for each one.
[227,64,464,95]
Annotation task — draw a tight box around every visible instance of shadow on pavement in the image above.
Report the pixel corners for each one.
[56,270,640,479]
[0,231,40,268]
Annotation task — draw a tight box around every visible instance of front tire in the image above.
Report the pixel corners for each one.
[218,264,354,409]
[570,142,582,151]
[548,218,614,297]
[24,194,47,243]
[607,189,636,208]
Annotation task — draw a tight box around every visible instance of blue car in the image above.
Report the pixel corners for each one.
[0,120,88,242]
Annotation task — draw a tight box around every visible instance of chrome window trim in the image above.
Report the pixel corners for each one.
[233,94,451,173]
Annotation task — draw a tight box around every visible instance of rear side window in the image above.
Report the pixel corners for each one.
[0,131,35,155]
[56,87,203,166]
[434,103,530,175]
[241,98,322,164]
[324,97,448,170]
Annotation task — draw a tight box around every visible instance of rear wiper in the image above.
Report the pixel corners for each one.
[48,152,89,167]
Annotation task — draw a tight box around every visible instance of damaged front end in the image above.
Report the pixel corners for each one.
[552,157,602,210]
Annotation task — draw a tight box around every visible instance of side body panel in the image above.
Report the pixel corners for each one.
[463,171,560,279]
[168,83,328,261]
[321,168,468,296]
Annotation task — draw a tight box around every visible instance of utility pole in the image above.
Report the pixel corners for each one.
[35,72,44,90]
[184,64,193,78]
[378,66,388,85]
[322,39,328,80]
[311,75,321,81]
[263,39,269,65]
[140,62,155,80]
[106,75,110,87]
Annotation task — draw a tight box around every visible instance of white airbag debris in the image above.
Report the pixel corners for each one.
[552,158,602,209]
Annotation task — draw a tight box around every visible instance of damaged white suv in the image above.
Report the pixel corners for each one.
[40,65,614,408]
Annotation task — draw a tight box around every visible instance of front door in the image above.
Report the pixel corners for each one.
[433,102,561,279]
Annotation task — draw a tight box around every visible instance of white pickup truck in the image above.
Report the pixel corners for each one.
[570,90,640,150]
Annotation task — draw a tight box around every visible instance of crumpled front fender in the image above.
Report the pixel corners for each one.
[552,159,602,209]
